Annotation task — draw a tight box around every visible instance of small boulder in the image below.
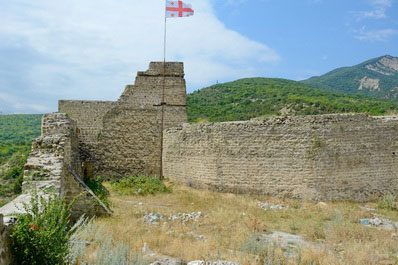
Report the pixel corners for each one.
[187,261,240,265]
[150,257,185,265]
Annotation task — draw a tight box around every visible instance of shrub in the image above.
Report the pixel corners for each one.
[0,149,29,197]
[85,177,111,208]
[12,173,24,194]
[10,192,75,265]
[110,176,171,196]
[3,167,20,180]
[377,193,398,211]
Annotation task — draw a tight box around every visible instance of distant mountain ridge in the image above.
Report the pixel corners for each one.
[302,55,398,99]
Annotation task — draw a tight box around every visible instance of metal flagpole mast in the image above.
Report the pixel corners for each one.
[163,6,167,65]
[159,2,167,179]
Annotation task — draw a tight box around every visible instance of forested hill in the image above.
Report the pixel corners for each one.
[302,55,398,99]
[0,114,42,205]
[187,77,398,122]
[0,114,42,145]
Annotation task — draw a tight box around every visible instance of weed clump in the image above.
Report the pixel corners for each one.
[110,176,171,196]
[377,193,398,211]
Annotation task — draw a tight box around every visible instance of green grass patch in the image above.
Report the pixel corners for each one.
[110,176,171,196]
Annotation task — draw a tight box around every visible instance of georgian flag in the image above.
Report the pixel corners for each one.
[166,0,194,18]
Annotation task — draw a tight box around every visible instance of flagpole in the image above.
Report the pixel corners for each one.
[163,8,167,64]
[159,2,167,180]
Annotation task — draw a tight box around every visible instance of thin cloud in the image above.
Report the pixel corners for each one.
[356,0,392,19]
[370,0,392,6]
[0,92,52,114]
[0,0,280,114]
[355,27,398,41]
[224,0,248,5]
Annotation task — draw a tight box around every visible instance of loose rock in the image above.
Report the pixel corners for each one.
[258,202,284,210]
[187,261,240,265]
[187,232,206,240]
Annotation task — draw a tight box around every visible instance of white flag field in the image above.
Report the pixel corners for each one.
[166,0,194,18]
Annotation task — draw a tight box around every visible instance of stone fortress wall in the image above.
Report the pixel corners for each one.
[59,62,187,179]
[56,61,398,202]
[163,114,398,202]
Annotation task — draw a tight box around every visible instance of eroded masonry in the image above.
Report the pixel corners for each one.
[59,62,187,179]
[163,114,398,202]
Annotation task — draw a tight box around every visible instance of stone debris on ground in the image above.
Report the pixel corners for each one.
[143,212,165,225]
[186,232,206,240]
[359,205,376,212]
[187,261,240,265]
[144,243,184,265]
[258,202,285,210]
[369,218,383,226]
[169,211,203,223]
[149,257,185,265]
[260,231,314,251]
[252,231,330,258]
[143,243,238,265]
[143,211,204,225]
[359,214,398,231]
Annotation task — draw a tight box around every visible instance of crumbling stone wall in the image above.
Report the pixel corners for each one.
[58,62,187,179]
[38,113,111,218]
[0,114,110,220]
[0,114,111,264]
[58,100,115,178]
[163,114,398,202]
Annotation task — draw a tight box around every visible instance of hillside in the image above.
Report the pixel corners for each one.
[187,77,398,122]
[302,55,398,99]
[0,114,42,145]
[0,114,42,205]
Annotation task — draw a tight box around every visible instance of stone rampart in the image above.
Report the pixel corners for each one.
[163,114,398,202]
[93,62,187,179]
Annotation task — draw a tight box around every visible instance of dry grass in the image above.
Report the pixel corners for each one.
[80,182,398,265]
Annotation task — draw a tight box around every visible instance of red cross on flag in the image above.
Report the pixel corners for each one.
[166,0,194,18]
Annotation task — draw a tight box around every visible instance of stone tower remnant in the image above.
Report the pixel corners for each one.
[59,62,187,179]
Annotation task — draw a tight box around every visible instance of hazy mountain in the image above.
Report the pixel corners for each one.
[302,55,398,99]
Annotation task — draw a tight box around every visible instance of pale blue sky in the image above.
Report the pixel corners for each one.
[0,0,397,114]
[213,0,398,79]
